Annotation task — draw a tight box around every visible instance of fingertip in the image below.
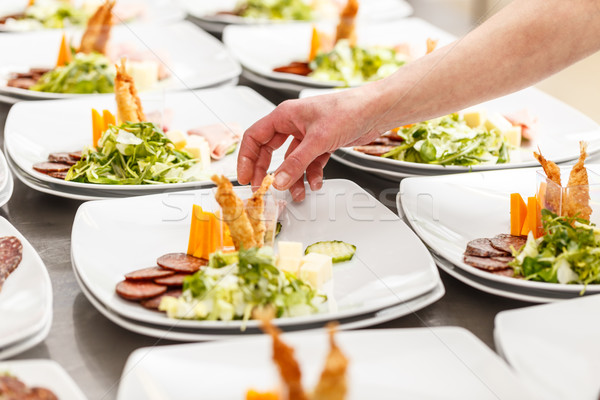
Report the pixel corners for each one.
[273,171,291,190]
[237,155,253,185]
[291,186,305,202]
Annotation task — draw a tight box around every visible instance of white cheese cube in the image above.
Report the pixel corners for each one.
[278,241,303,260]
[463,110,487,128]
[484,112,513,134]
[166,130,187,150]
[502,125,522,147]
[277,257,301,275]
[184,135,211,170]
[126,60,158,91]
[299,253,332,289]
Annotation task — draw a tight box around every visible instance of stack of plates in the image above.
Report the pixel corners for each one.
[4,86,286,200]
[223,18,455,94]
[180,0,414,34]
[399,166,600,302]
[0,150,14,207]
[116,327,533,399]
[308,87,600,181]
[0,21,241,103]
[71,180,444,340]
[0,217,52,359]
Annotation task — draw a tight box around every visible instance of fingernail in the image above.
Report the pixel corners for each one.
[274,171,291,189]
[292,187,305,202]
[310,180,322,191]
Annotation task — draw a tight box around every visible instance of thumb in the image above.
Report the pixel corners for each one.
[273,137,323,190]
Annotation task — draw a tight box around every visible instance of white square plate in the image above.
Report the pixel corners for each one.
[0,217,52,352]
[400,165,600,297]
[495,295,600,400]
[0,20,241,99]
[5,86,284,196]
[223,18,455,88]
[71,179,441,330]
[117,327,532,400]
[0,360,86,399]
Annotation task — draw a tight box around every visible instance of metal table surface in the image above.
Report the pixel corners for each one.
[0,6,536,399]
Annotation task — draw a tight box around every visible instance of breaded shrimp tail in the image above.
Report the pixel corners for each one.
[565,141,592,220]
[245,174,274,247]
[211,175,257,249]
[257,310,308,400]
[79,0,115,55]
[311,324,349,400]
[534,148,562,214]
[115,59,145,123]
[335,0,359,46]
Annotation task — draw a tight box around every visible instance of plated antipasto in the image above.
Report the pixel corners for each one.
[0,236,23,293]
[0,373,57,399]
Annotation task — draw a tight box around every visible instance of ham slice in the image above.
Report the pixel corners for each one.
[504,109,539,142]
[187,123,242,160]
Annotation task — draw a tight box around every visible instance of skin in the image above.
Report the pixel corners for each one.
[238,0,600,201]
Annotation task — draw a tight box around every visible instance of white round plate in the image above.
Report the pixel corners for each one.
[71,179,441,330]
[0,312,51,360]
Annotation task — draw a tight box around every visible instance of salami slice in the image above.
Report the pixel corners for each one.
[157,253,207,273]
[490,234,527,254]
[48,152,77,166]
[33,162,71,174]
[68,151,83,161]
[0,236,23,290]
[491,268,516,277]
[48,171,68,180]
[465,238,509,257]
[353,145,396,157]
[116,280,166,300]
[29,387,59,400]
[463,255,512,271]
[125,266,175,281]
[154,273,190,286]
[140,289,183,310]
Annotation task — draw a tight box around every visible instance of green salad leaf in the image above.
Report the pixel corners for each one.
[309,40,407,85]
[25,1,89,28]
[236,0,313,20]
[160,246,323,322]
[381,113,511,166]
[511,209,600,287]
[31,53,115,94]
[65,122,208,185]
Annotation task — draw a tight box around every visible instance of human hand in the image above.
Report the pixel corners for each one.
[237,85,384,201]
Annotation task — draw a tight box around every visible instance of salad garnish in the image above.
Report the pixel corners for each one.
[226,0,313,21]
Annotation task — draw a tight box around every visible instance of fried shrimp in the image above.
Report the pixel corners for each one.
[245,174,274,247]
[257,309,308,400]
[115,59,145,123]
[211,175,257,249]
[79,0,114,55]
[311,324,349,400]
[335,0,359,46]
[565,141,592,219]
[534,148,562,214]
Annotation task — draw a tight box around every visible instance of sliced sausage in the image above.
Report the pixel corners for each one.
[47,171,68,180]
[68,151,83,161]
[140,289,183,310]
[491,268,516,278]
[273,62,311,76]
[32,162,71,174]
[157,253,207,273]
[28,387,59,400]
[0,236,22,290]
[463,255,512,271]
[6,77,37,90]
[490,234,527,254]
[124,266,175,281]
[116,280,167,301]
[154,273,190,286]
[465,238,509,257]
[48,152,77,166]
[353,145,396,157]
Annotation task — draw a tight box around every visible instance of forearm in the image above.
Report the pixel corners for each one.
[361,0,600,133]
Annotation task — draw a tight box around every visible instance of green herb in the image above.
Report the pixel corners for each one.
[65,122,208,185]
[236,0,312,20]
[25,1,89,28]
[31,53,114,94]
[381,114,510,166]
[511,209,600,287]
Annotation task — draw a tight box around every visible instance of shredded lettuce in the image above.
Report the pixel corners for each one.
[24,0,90,28]
[381,113,510,166]
[235,0,313,20]
[65,122,208,184]
[160,246,324,322]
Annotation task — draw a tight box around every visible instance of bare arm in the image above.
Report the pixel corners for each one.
[238,0,600,200]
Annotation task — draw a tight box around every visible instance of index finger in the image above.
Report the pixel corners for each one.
[237,114,279,185]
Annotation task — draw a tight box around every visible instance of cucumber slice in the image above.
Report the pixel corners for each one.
[305,241,356,263]
[275,221,282,237]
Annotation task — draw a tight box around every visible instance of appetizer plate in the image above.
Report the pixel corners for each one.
[5,86,286,198]
[116,327,532,399]
[0,150,14,207]
[71,179,442,331]
[181,0,413,34]
[399,165,600,299]
[223,18,455,88]
[0,20,241,99]
[0,0,184,32]
[494,295,600,400]
[306,87,600,172]
[0,312,51,360]
[0,360,86,399]
[0,217,53,354]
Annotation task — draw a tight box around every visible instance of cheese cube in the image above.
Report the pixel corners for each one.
[126,60,159,91]
[166,130,187,150]
[463,110,486,128]
[278,241,303,259]
[502,125,522,147]
[299,253,332,289]
[484,112,513,134]
[184,135,211,170]
[277,257,301,274]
